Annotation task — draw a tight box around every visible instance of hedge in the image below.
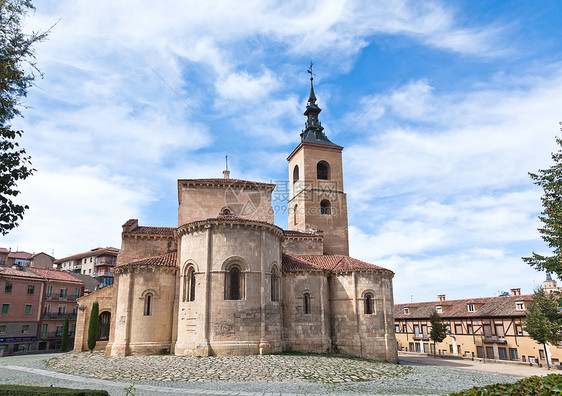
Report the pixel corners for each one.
[451,374,562,395]
[0,385,109,395]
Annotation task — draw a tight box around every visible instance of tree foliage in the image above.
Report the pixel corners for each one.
[524,289,562,367]
[523,136,562,278]
[60,317,69,351]
[87,301,99,352]
[429,310,447,357]
[0,0,47,235]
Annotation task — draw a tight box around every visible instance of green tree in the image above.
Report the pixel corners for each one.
[0,0,48,235]
[429,310,447,358]
[60,317,69,351]
[524,289,562,368]
[523,136,562,279]
[87,302,99,352]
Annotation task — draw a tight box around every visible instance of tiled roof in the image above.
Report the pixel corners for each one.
[282,254,392,273]
[126,226,176,235]
[125,252,177,267]
[26,267,85,285]
[54,247,119,264]
[0,248,10,254]
[283,230,323,238]
[178,178,275,189]
[0,266,44,280]
[8,251,32,259]
[179,215,279,229]
[394,295,535,320]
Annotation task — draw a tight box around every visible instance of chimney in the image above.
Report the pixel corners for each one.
[510,288,521,296]
[122,219,138,233]
[437,294,446,301]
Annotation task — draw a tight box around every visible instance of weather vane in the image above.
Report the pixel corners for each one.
[307,61,315,77]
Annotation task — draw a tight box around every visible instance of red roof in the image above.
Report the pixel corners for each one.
[126,226,176,235]
[8,251,32,259]
[0,248,10,254]
[179,215,280,230]
[54,247,119,264]
[282,254,392,273]
[26,267,85,285]
[394,294,535,319]
[125,252,177,267]
[0,266,44,280]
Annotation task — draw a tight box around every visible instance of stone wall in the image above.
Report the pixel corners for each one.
[329,271,397,362]
[175,219,283,356]
[117,235,175,266]
[109,265,177,356]
[177,183,274,226]
[282,235,323,256]
[282,272,331,353]
[74,285,115,352]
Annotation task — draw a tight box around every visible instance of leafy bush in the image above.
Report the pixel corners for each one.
[0,384,109,395]
[451,374,562,395]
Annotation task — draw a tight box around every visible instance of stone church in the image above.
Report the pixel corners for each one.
[74,77,397,362]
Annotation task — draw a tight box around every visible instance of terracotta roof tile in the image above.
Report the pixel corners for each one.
[125,252,178,267]
[26,267,85,285]
[394,294,534,319]
[8,251,32,259]
[282,254,392,273]
[179,215,279,230]
[54,247,119,264]
[0,266,44,280]
[126,226,176,235]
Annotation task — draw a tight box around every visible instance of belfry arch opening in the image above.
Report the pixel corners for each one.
[293,165,299,185]
[320,200,331,215]
[317,161,330,180]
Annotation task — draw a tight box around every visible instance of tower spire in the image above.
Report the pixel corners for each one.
[299,63,339,147]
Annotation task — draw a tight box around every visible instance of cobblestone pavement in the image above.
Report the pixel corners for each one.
[0,352,525,395]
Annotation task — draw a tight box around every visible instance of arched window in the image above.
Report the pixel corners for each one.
[97,311,111,340]
[271,266,279,302]
[293,165,299,184]
[225,265,244,300]
[184,266,196,302]
[293,204,298,225]
[320,200,331,215]
[303,293,311,314]
[221,207,232,216]
[144,294,153,316]
[317,161,330,180]
[364,293,374,315]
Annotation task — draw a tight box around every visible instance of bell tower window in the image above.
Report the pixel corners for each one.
[317,161,330,180]
[293,165,299,185]
[320,200,331,215]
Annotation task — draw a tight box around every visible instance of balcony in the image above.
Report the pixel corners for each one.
[413,334,429,341]
[483,335,507,343]
[45,294,77,301]
[42,312,77,320]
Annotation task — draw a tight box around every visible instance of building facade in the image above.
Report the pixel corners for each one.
[0,266,85,355]
[55,247,119,288]
[74,78,397,362]
[394,288,562,366]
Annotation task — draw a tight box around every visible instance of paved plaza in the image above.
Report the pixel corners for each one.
[0,351,549,395]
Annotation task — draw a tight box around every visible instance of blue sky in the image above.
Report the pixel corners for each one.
[3,1,562,303]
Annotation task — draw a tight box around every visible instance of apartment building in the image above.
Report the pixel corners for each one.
[394,288,562,366]
[55,247,118,288]
[0,266,84,355]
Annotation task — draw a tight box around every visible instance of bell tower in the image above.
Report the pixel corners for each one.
[287,69,349,255]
